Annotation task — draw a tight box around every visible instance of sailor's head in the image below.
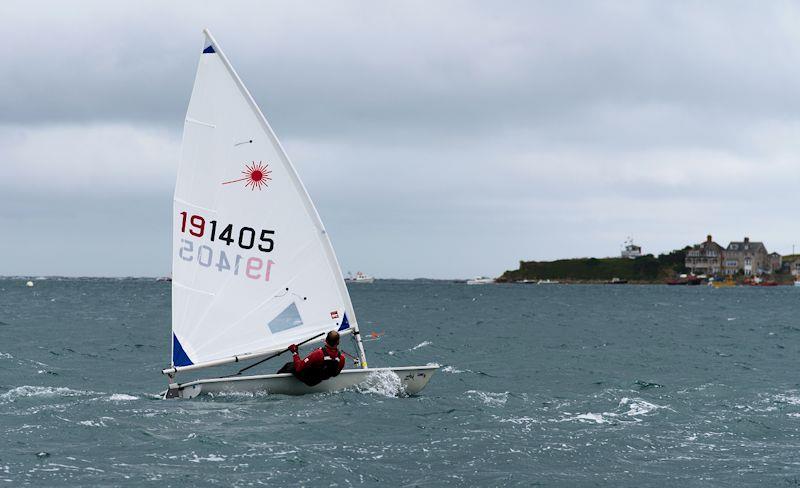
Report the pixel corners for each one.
[326,330,340,347]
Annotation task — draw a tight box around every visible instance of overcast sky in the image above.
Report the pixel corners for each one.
[2,1,799,278]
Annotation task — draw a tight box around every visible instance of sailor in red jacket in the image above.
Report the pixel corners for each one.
[277,330,346,386]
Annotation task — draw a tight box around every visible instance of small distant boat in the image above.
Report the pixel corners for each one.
[607,277,627,285]
[666,275,702,286]
[516,279,537,284]
[710,277,735,288]
[746,277,779,287]
[346,272,375,284]
[467,277,495,285]
[156,276,172,282]
[537,279,559,285]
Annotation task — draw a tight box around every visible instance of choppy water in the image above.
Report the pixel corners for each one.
[1,278,800,486]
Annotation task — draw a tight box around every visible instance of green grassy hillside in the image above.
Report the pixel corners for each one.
[499,248,689,283]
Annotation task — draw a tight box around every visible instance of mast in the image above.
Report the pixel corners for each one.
[353,321,368,368]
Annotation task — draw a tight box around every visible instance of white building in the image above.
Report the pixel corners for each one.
[621,238,642,259]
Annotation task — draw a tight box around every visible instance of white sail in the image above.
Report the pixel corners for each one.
[170,30,358,370]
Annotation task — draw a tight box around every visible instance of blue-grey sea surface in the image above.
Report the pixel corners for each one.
[1,278,799,486]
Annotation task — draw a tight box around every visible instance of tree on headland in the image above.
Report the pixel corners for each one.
[499,247,690,283]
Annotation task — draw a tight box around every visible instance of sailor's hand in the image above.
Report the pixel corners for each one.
[288,344,299,354]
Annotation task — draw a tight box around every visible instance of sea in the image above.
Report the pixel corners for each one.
[1,278,799,487]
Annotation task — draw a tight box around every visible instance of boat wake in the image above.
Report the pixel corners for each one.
[106,393,139,401]
[0,386,97,402]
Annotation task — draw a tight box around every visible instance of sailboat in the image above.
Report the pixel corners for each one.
[161,30,437,399]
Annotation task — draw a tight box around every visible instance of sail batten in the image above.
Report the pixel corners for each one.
[170,30,360,370]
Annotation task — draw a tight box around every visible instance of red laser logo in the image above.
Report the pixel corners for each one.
[222,161,272,191]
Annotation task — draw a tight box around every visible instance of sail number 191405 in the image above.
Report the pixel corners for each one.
[179,212,275,252]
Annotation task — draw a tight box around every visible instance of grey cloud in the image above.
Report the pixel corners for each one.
[3,1,800,145]
[3,1,800,277]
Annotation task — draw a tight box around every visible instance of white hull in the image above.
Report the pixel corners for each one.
[163,365,437,399]
[346,278,375,284]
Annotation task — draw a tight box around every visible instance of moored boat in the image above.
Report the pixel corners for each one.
[346,271,375,284]
[467,277,495,285]
[666,275,702,286]
[710,276,736,288]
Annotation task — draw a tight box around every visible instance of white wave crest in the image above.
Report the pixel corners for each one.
[189,454,226,463]
[499,416,539,425]
[466,390,508,406]
[774,393,800,406]
[619,397,668,416]
[574,413,610,424]
[411,341,432,350]
[78,418,112,428]
[442,365,465,374]
[108,394,139,401]
[356,370,405,397]
[556,411,618,424]
[0,386,95,401]
[0,353,12,359]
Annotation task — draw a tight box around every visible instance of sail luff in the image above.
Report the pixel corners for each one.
[199,28,359,331]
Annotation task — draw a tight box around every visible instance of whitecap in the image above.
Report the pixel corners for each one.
[619,397,668,416]
[0,353,12,359]
[555,410,621,424]
[465,390,508,406]
[574,413,609,424]
[108,394,139,401]
[499,416,539,425]
[411,341,432,350]
[442,366,465,374]
[78,420,106,427]
[0,385,95,401]
[189,454,225,463]
[774,393,800,405]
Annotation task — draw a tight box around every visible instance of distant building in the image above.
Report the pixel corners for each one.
[723,237,771,276]
[685,235,723,275]
[686,235,779,276]
[784,257,800,276]
[621,238,642,259]
[769,252,782,273]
